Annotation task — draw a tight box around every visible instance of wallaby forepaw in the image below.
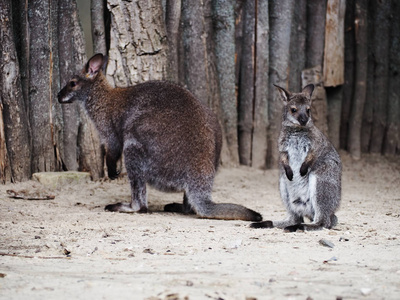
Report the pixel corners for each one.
[284,165,293,181]
[250,220,274,229]
[299,163,308,177]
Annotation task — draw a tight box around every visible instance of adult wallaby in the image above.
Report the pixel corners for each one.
[251,84,341,231]
[58,53,262,221]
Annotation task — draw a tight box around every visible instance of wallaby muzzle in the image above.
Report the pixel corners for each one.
[298,113,308,126]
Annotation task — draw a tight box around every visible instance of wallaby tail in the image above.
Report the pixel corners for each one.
[195,202,262,221]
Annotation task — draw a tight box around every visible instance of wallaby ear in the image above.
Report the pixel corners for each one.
[302,84,315,98]
[85,53,107,78]
[274,84,292,103]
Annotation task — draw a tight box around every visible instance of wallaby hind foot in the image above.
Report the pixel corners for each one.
[105,202,148,213]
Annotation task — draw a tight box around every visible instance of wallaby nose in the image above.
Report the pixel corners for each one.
[298,114,308,126]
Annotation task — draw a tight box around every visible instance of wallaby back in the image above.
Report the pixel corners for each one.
[58,53,262,222]
[251,84,341,231]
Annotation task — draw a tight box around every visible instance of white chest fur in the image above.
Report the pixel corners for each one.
[280,134,315,219]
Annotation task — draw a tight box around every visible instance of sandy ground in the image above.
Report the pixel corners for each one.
[0,152,399,300]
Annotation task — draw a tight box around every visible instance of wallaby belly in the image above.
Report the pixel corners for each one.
[281,135,314,219]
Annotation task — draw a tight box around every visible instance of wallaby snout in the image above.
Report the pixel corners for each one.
[298,112,309,126]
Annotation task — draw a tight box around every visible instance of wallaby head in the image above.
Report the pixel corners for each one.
[274,84,315,127]
[58,53,108,104]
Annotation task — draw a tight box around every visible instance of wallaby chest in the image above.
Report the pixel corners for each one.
[281,131,311,172]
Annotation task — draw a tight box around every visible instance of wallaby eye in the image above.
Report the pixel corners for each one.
[306,107,311,114]
[70,81,77,88]
[291,107,297,113]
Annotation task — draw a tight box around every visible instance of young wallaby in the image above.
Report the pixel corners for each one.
[58,53,262,222]
[251,84,341,231]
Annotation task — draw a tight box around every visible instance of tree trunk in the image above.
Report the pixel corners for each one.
[59,0,79,171]
[323,0,345,88]
[165,0,181,82]
[91,0,107,55]
[29,0,62,173]
[304,0,328,138]
[306,0,327,69]
[340,0,355,150]
[180,0,208,104]
[348,0,368,160]
[383,0,400,155]
[11,0,30,112]
[289,0,307,92]
[369,0,390,153]
[212,0,239,165]
[251,0,269,169]
[267,0,295,169]
[302,66,328,137]
[106,0,168,87]
[324,0,345,148]
[0,0,32,182]
[238,0,255,166]
[73,0,105,179]
[0,105,11,183]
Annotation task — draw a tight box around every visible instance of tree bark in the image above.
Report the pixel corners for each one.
[267,0,295,168]
[302,66,328,139]
[59,0,79,171]
[180,0,208,104]
[304,0,328,138]
[91,0,107,55]
[238,0,255,166]
[28,0,62,173]
[369,0,390,153]
[251,0,269,169]
[340,0,355,150]
[0,0,32,181]
[73,0,105,179]
[289,0,307,92]
[106,0,168,87]
[348,0,368,160]
[165,0,181,82]
[213,0,239,165]
[383,0,400,155]
[323,0,345,88]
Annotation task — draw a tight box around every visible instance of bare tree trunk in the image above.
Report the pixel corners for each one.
[251,0,269,169]
[11,0,30,112]
[302,66,328,136]
[340,0,355,150]
[29,0,62,173]
[370,0,390,153]
[165,0,181,82]
[180,0,208,104]
[0,105,11,183]
[91,0,107,55]
[73,1,105,179]
[0,0,32,181]
[324,0,346,149]
[289,0,307,92]
[59,0,79,171]
[267,0,294,168]
[213,0,239,165]
[106,0,168,87]
[238,0,255,166]
[383,0,400,155]
[348,0,368,160]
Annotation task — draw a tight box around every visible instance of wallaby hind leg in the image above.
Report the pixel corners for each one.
[164,193,195,215]
[106,144,148,213]
[105,177,148,213]
[186,187,262,221]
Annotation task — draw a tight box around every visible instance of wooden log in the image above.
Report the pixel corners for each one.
[323,0,346,87]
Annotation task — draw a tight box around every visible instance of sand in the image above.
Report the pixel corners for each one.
[0,152,399,300]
